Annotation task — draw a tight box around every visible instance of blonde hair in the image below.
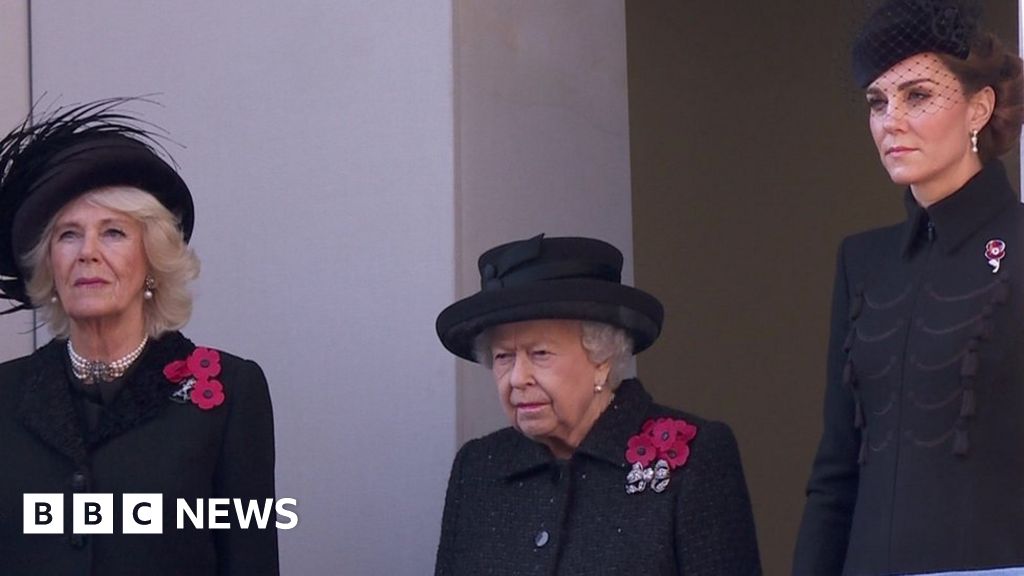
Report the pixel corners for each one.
[23,186,200,338]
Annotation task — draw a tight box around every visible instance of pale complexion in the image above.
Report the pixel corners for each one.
[866,52,994,207]
[489,319,612,459]
[49,195,149,360]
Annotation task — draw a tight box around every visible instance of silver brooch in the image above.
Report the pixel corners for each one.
[626,459,671,494]
[169,377,196,403]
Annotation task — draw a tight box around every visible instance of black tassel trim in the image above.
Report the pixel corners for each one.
[960,349,978,377]
[959,389,976,418]
[975,319,993,341]
[850,286,864,321]
[843,360,855,388]
[952,427,970,457]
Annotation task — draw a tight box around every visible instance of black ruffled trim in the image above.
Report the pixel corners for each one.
[15,331,196,464]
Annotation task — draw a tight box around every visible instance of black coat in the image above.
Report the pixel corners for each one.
[0,331,279,576]
[435,379,761,575]
[794,161,1024,575]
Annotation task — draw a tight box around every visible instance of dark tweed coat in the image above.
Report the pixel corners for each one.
[0,331,278,576]
[435,379,761,575]
[794,161,1024,575]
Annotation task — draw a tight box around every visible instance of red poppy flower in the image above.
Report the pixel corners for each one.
[191,378,225,410]
[163,359,191,382]
[625,434,656,467]
[660,439,691,468]
[650,418,682,450]
[187,347,222,380]
[677,421,698,443]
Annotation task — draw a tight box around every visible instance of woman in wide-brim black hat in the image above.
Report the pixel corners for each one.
[0,99,279,576]
[794,1,1024,574]
[434,234,761,575]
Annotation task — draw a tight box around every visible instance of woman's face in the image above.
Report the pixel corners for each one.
[866,52,987,204]
[489,319,611,458]
[49,195,148,332]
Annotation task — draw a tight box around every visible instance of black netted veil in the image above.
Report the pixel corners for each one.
[842,0,988,147]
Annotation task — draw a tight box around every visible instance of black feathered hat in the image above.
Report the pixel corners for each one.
[851,0,982,88]
[436,234,664,362]
[0,98,193,313]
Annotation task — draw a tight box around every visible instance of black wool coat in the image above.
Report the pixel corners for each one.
[794,161,1024,575]
[0,331,279,576]
[435,379,761,575]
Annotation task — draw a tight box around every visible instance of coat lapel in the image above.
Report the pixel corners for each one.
[15,332,195,464]
[575,379,652,468]
[16,340,89,467]
[489,379,654,479]
[89,332,193,447]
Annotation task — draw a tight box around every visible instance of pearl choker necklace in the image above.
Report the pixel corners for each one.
[68,336,149,384]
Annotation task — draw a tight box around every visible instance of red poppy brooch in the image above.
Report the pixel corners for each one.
[625,417,697,494]
[164,347,225,410]
[985,239,1006,274]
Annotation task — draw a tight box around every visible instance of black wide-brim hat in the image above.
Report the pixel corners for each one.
[0,99,193,313]
[851,0,981,88]
[436,234,664,362]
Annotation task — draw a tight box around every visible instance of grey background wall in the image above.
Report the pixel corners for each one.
[626,1,1020,574]
[454,0,634,443]
[9,1,458,573]
[0,1,32,360]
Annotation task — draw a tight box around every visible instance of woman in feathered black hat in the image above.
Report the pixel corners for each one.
[794,1,1024,574]
[0,99,278,575]
[434,234,761,575]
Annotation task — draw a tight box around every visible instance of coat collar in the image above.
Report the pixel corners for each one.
[491,379,653,479]
[15,331,195,466]
[901,160,1016,258]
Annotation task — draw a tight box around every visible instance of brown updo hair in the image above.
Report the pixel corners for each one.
[940,32,1024,161]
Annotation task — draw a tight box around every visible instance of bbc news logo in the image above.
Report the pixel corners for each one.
[24,494,298,534]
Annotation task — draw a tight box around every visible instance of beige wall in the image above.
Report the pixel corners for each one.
[627,1,1019,574]
[0,0,32,361]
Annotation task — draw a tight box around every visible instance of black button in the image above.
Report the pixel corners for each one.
[71,472,88,492]
[534,530,549,548]
[70,534,86,548]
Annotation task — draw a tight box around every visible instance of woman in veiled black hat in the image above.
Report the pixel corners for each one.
[794,1,1024,574]
[0,99,278,575]
[434,234,761,575]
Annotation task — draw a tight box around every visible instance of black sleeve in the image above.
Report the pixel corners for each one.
[674,421,762,575]
[792,240,860,575]
[213,359,280,576]
[434,444,467,576]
